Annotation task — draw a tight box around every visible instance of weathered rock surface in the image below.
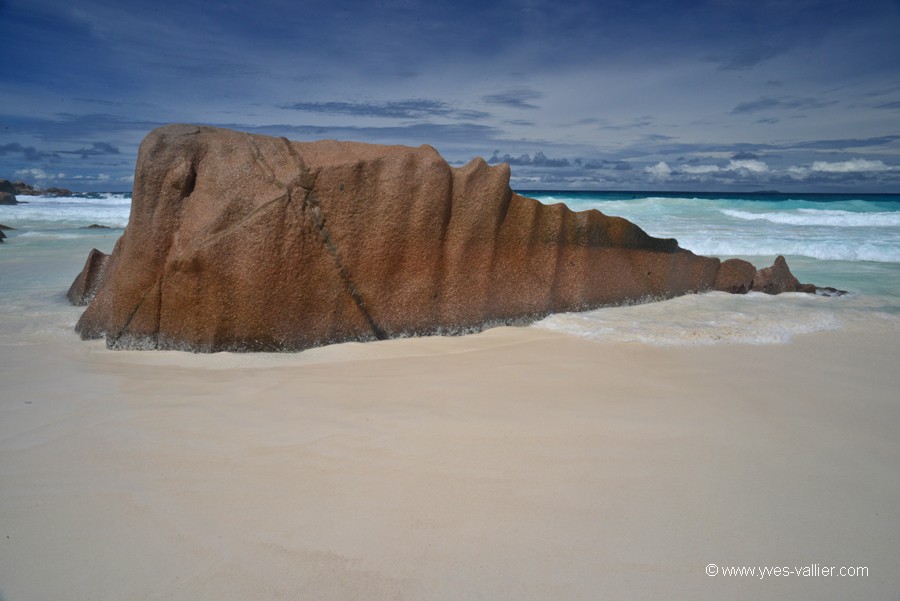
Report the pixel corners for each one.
[713,256,829,295]
[752,255,818,294]
[713,258,757,294]
[67,248,110,305]
[0,191,17,205]
[72,125,819,352]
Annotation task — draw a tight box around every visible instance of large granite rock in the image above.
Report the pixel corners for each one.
[72,125,816,352]
[0,191,17,205]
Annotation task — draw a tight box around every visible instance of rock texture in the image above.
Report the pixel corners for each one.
[72,124,818,352]
[67,248,110,305]
[711,256,819,295]
[713,258,757,294]
[0,191,17,205]
[751,255,817,294]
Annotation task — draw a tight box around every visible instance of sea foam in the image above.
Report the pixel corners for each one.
[720,208,900,227]
[534,292,844,346]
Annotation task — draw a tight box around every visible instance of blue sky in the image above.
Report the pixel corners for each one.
[2,0,899,192]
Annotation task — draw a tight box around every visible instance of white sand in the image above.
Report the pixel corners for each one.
[1,324,899,600]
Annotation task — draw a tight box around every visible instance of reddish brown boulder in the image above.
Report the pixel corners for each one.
[713,258,757,293]
[73,124,730,351]
[752,255,817,294]
[67,248,110,305]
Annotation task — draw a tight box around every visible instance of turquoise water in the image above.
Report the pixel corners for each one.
[1,191,898,347]
[524,191,900,344]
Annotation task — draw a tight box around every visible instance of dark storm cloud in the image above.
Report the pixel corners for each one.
[597,117,655,131]
[0,143,60,162]
[790,135,900,150]
[731,96,839,114]
[482,89,543,110]
[279,100,489,120]
[579,159,633,171]
[488,151,569,168]
[713,44,791,71]
[2,113,163,143]
[58,142,121,158]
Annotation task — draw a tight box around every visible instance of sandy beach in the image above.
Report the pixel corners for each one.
[2,318,898,600]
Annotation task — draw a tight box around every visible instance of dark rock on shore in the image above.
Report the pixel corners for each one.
[0,191,17,205]
[83,224,112,229]
[0,230,5,243]
[751,255,817,294]
[713,258,757,293]
[70,124,824,352]
[0,179,73,197]
[713,256,819,295]
[815,286,847,297]
[67,249,110,306]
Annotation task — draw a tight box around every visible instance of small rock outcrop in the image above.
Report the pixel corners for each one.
[70,125,822,352]
[713,258,757,294]
[713,255,819,295]
[5,180,73,197]
[0,191,17,205]
[750,255,815,294]
[67,249,110,305]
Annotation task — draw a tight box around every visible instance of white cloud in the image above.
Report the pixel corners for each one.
[787,158,896,179]
[726,159,769,173]
[810,158,894,173]
[676,160,769,177]
[14,168,64,181]
[787,165,810,178]
[681,164,720,174]
[645,161,672,179]
[70,173,113,181]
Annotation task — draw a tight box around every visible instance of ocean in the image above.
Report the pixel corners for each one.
[1,190,898,349]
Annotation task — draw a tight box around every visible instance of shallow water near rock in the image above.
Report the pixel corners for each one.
[1,190,899,350]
